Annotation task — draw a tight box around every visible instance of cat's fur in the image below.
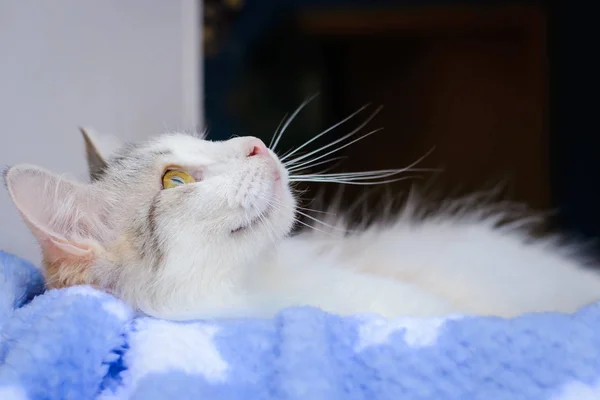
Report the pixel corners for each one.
[5,129,600,320]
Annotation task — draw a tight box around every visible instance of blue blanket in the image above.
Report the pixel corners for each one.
[1,250,600,400]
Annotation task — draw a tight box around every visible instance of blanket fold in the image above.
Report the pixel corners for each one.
[1,250,600,400]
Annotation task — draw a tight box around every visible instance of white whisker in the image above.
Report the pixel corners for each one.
[284,106,383,167]
[269,113,288,149]
[257,194,343,233]
[285,127,383,172]
[271,93,319,152]
[288,147,436,185]
[291,218,342,237]
[280,104,370,162]
[296,206,337,216]
[291,168,436,180]
[288,176,420,186]
[293,209,348,232]
[287,157,347,173]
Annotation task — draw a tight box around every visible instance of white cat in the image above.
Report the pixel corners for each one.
[5,122,600,320]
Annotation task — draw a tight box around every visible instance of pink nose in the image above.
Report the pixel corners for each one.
[247,139,268,157]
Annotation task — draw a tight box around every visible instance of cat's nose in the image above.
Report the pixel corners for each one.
[246,139,268,157]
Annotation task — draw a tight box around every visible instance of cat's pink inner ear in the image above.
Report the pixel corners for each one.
[5,165,108,260]
[34,228,94,263]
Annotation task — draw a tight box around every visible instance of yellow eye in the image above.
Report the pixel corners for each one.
[162,170,195,189]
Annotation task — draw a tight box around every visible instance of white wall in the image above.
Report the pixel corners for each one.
[0,0,202,262]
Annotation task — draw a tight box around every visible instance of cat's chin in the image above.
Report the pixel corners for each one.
[230,193,281,234]
[231,205,273,234]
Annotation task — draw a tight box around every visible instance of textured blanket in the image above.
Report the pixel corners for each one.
[1,250,600,399]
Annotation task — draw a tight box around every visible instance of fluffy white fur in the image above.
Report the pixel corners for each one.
[5,130,600,320]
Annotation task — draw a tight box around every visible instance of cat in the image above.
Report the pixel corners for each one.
[5,119,600,320]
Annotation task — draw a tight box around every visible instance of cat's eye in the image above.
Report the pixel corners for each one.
[162,170,195,189]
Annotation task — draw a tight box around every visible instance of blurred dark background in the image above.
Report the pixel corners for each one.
[204,1,600,252]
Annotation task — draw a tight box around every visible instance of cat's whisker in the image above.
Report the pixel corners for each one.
[278,148,302,161]
[289,174,412,183]
[291,167,436,179]
[245,204,279,246]
[293,209,349,232]
[283,106,382,168]
[286,147,436,186]
[271,93,319,152]
[256,211,278,245]
[289,174,399,182]
[280,104,370,163]
[260,197,335,237]
[291,217,342,237]
[288,176,421,186]
[303,164,344,176]
[258,194,346,234]
[283,127,383,172]
[296,205,337,216]
[287,156,347,173]
[269,113,288,150]
[289,169,433,182]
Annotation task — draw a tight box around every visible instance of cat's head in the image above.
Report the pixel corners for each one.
[4,130,296,317]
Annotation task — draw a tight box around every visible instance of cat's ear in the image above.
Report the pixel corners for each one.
[4,165,114,263]
[80,127,109,181]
